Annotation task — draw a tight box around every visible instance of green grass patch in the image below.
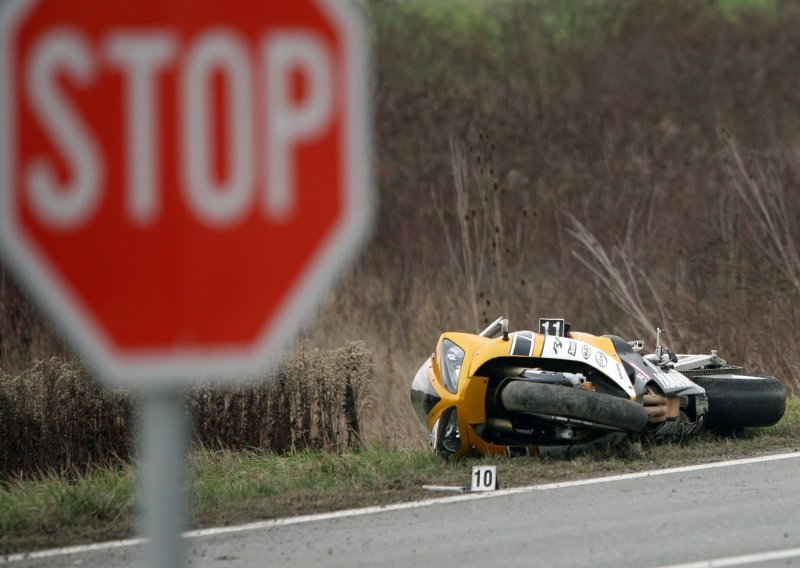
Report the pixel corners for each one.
[2,397,799,557]
[373,0,782,50]
[0,465,136,555]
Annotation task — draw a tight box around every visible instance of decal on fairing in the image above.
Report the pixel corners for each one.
[511,332,534,356]
[615,361,626,385]
[627,361,651,384]
[541,336,636,398]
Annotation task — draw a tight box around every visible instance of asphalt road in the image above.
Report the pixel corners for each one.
[7,453,800,568]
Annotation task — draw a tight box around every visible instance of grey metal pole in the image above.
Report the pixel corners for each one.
[138,390,188,568]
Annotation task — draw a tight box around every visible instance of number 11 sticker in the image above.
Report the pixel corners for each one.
[471,465,498,492]
[539,318,566,337]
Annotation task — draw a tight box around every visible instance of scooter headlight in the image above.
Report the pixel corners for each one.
[441,339,465,393]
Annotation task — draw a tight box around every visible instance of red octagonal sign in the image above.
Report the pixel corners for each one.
[0,0,371,385]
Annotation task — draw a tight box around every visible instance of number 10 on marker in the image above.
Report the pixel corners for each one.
[471,465,497,492]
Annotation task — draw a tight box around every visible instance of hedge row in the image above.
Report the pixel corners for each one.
[0,342,370,478]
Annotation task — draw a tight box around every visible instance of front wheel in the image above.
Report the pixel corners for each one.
[691,374,786,430]
[498,381,649,433]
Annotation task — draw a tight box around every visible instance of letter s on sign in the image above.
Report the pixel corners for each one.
[25,29,103,230]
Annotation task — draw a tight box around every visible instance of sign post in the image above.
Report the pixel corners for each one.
[0,0,370,565]
[140,390,188,567]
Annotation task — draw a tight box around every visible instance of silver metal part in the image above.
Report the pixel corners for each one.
[673,352,728,372]
[479,316,506,338]
[628,339,644,353]
[520,369,587,388]
[655,328,665,358]
[422,485,468,493]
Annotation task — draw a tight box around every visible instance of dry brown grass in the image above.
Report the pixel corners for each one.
[0,359,130,477]
[190,342,370,454]
[0,344,370,478]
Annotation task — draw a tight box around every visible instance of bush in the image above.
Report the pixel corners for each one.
[190,342,370,453]
[0,343,371,478]
[0,359,130,478]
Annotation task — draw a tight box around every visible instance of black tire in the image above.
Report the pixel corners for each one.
[499,381,649,433]
[691,374,786,430]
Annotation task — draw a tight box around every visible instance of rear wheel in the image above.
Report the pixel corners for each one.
[691,375,786,430]
[499,381,649,433]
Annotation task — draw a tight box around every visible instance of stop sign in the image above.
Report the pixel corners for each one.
[0,0,371,385]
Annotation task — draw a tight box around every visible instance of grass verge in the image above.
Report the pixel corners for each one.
[2,397,798,557]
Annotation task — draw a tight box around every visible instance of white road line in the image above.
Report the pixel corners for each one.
[3,450,800,564]
[655,546,800,568]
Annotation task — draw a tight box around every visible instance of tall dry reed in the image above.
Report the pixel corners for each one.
[0,343,371,478]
